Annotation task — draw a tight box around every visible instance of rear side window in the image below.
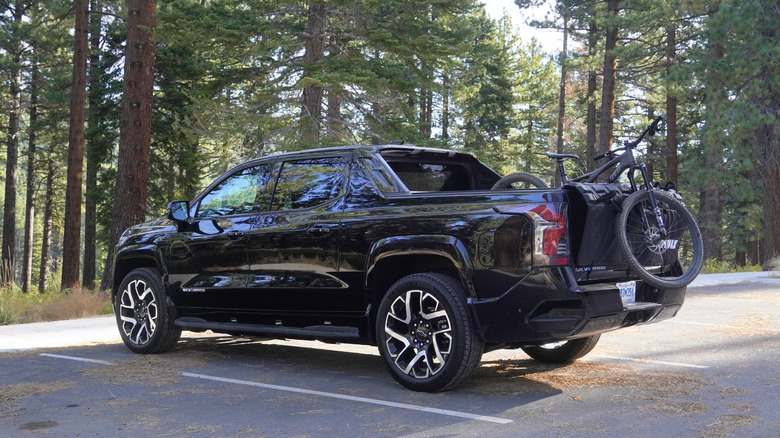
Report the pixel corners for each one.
[386,162,473,192]
[270,158,347,211]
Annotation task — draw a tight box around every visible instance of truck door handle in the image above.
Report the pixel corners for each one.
[308,225,333,236]
[225,231,244,240]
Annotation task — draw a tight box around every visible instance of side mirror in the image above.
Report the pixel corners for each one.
[166,201,190,222]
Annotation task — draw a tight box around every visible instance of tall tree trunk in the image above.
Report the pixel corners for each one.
[748,127,763,266]
[83,0,102,290]
[760,4,780,267]
[100,0,157,291]
[22,56,39,293]
[586,21,598,172]
[646,108,656,182]
[554,13,568,186]
[301,3,327,147]
[326,35,342,142]
[665,24,678,185]
[419,85,432,138]
[62,0,90,290]
[598,0,620,158]
[2,1,24,286]
[327,87,342,141]
[761,119,780,267]
[39,158,55,293]
[442,72,450,140]
[700,7,725,263]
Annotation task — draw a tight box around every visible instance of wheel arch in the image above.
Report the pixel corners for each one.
[113,255,164,298]
[364,235,476,341]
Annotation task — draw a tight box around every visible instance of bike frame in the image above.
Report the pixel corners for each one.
[557,115,668,236]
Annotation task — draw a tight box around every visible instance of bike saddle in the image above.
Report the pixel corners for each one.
[546,152,580,160]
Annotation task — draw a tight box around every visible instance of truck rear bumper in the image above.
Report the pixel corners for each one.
[469,268,686,345]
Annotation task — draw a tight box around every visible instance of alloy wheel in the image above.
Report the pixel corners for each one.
[383,289,453,379]
[118,279,159,346]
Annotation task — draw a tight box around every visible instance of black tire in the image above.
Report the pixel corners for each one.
[616,190,704,289]
[492,172,549,190]
[521,334,600,363]
[115,268,181,354]
[375,273,484,392]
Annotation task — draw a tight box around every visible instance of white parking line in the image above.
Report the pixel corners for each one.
[182,372,513,424]
[590,355,709,369]
[691,297,766,303]
[39,353,115,366]
[666,320,780,334]
[38,353,511,424]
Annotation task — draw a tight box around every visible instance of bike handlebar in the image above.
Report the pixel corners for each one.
[624,114,665,149]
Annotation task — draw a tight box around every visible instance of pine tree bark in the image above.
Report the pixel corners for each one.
[700,7,725,263]
[22,56,38,293]
[442,72,450,140]
[325,35,343,142]
[760,1,780,267]
[62,0,89,290]
[83,0,102,290]
[100,0,157,291]
[39,158,55,293]
[419,85,432,138]
[598,0,620,158]
[2,0,25,286]
[761,119,780,266]
[301,3,327,146]
[554,13,568,186]
[586,21,598,172]
[665,24,678,185]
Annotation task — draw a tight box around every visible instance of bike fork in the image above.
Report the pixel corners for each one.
[638,164,669,237]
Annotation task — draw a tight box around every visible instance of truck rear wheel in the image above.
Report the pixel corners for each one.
[376,273,483,392]
[521,334,600,363]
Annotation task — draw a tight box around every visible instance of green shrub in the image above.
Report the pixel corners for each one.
[701,258,763,274]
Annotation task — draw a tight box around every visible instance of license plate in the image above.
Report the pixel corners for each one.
[617,281,636,305]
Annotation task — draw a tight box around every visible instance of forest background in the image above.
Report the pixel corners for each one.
[0,0,779,310]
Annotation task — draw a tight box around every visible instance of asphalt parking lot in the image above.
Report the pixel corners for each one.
[1,273,779,437]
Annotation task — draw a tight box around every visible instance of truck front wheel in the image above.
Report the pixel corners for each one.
[376,273,483,392]
[115,268,181,354]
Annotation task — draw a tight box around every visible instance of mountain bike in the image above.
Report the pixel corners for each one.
[493,115,703,289]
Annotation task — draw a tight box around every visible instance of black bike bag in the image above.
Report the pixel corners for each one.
[563,182,632,272]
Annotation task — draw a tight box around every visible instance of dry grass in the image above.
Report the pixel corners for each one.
[0,380,79,410]
[79,350,213,387]
[708,312,777,336]
[467,360,709,396]
[0,288,112,325]
[702,414,755,438]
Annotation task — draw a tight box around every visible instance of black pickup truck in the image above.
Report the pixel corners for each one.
[112,145,688,391]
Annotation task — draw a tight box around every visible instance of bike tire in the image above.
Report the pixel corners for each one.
[492,172,549,190]
[616,190,703,289]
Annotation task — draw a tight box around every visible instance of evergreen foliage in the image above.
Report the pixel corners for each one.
[0,0,776,293]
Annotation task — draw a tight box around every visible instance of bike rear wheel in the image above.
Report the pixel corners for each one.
[491,172,548,190]
[616,190,703,289]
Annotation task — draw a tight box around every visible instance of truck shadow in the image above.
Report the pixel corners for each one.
[171,335,565,398]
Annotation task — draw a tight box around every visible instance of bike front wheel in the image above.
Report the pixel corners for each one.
[616,190,703,289]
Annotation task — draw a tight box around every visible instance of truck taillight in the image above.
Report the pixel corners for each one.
[530,204,568,266]
[492,202,570,267]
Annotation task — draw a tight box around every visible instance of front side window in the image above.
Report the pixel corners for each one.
[271,158,347,211]
[196,165,269,218]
